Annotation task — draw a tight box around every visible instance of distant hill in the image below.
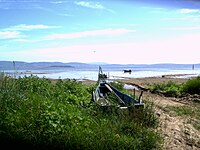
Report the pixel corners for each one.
[0,61,200,71]
[0,61,77,70]
[66,62,93,67]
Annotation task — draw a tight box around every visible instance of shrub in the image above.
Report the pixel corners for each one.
[182,76,200,94]
[150,81,182,97]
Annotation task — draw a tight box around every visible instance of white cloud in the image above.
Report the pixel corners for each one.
[4,24,61,31]
[0,31,21,39]
[75,1,104,9]
[178,8,200,13]
[58,13,73,17]
[46,28,136,40]
[162,15,200,21]
[106,23,137,27]
[74,1,115,14]
[50,1,65,4]
[14,39,41,43]
[0,24,61,40]
[163,26,200,31]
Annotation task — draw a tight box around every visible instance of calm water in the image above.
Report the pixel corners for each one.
[4,65,200,81]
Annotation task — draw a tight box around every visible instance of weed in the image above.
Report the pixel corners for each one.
[149,81,182,97]
[150,76,200,96]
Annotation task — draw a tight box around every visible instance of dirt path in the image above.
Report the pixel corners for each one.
[143,92,200,150]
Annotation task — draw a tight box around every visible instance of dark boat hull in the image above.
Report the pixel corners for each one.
[123,70,132,73]
[92,81,144,108]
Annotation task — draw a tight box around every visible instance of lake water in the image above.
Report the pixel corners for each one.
[4,65,200,81]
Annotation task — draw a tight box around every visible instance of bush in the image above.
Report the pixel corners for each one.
[150,81,182,97]
[182,76,200,94]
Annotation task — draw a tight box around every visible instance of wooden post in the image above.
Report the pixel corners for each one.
[138,91,143,103]
[192,65,195,70]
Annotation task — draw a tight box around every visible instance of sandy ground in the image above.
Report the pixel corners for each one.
[139,91,200,150]
[117,76,188,87]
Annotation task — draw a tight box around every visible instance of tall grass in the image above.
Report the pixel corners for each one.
[0,75,162,149]
[149,76,200,97]
[149,81,183,97]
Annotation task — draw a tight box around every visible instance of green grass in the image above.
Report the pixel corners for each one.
[149,76,200,97]
[149,81,183,97]
[0,75,162,149]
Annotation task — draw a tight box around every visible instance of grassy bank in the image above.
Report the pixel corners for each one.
[149,76,200,97]
[0,75,162,149]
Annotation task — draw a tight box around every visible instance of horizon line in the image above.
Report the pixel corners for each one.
[0,60,199,65]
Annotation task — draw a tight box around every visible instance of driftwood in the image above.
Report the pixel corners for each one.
[127,83,149,91]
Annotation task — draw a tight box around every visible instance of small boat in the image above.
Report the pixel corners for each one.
[123,69,132,73]
[92,67,144,109]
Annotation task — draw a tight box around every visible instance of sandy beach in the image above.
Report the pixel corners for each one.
[117,76,188,87]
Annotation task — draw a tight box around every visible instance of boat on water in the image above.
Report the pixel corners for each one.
[123,69,132,73]
[92,67,144,109]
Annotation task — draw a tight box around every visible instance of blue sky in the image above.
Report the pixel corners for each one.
[0,0,200,64]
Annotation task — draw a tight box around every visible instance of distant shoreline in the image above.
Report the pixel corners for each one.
[21,71,49,74]
[5,71,49,75]
[4,71,199,80]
